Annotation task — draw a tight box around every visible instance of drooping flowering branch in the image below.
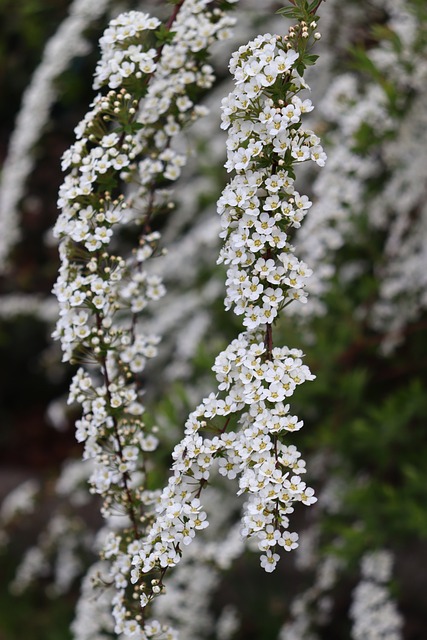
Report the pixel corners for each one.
[52,1,238,637]
[125,3,325,621]
[53,0,325,635]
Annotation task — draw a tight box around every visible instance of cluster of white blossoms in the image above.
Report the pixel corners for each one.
[292,0,427,351]
[53,0,237,496]
[94,11,161,90]
[126,21,324,616]
[350,550,403,640]
[279,554,343,640]
[52,2,239,638]
[49,1,325,636]
[10,509,91,597]
[149,488,244,640]
[0,479,39,536]
[218,33,326,331]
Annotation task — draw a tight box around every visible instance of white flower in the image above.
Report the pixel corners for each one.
[260,551,280,573]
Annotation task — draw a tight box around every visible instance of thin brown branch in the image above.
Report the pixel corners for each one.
[310,0,326,15]
[265,323,273,359]
[96,312,140,539]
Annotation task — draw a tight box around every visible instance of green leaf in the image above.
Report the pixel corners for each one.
[122,122,144,134]
[308,0,321,12]
[350,45,382,80]
[295,62,306,75]
[371,24,403,53]
[303,53,319,66]
[276,6,297,19]
[155,25,176,44]
[276,0,311,20]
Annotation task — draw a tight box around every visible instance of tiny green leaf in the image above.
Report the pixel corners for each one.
[276,7,297,19]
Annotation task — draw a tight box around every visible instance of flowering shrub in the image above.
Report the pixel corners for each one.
[50,1,326,635]
[1,1,427,639]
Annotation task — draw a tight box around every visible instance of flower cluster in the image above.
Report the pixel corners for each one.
[94,11,161,90]
[279,553,343,639]
[129,334,315,577]
[350,550,403,640]
[128,20,324,609]
[52,1,239,637]
[218,32,325,330]
[0,479,39,536]
[291,0,427,350]
[53,0,237,504]
[150,488,244,640]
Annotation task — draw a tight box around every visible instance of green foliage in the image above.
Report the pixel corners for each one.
[155,24,177,45]
[277,0,323,20]
[288,275,427,560]
[340,378,427,540]
[349,45,400,111]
